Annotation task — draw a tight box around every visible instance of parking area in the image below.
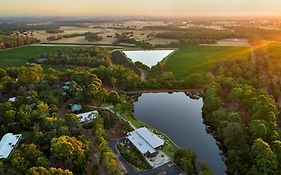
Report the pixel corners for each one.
[145,150,171,168]
[120,137,171,168]
[109,139,182,175]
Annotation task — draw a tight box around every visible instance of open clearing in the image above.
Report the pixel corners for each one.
[26,25,175,46]
[201,38,249,47]
[0,45,83,67]
[165,45,250,80]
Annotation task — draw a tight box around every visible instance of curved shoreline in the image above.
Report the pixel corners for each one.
[124,88,204,94]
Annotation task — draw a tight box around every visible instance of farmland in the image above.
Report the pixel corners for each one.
[266,43,281,59]
[0,45,83,67]
[164,45,250,80]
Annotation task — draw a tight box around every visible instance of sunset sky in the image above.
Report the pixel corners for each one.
[1,0,281,16]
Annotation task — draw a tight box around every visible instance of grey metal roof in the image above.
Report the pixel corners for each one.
[76,111,98,123]
[127,127,164,154]
[0,133,22,159]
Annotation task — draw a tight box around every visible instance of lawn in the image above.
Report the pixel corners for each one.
[164,45,250,80]
[0,45,86,67]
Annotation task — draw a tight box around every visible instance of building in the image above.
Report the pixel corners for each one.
[0,133,22,159]
[8,97,16,102]
[127,127,165,158]
[71,104,82,112]
[76,110,99,123]
[62,81,71,90]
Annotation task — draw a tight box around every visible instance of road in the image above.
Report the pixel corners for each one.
[109,140,182,175]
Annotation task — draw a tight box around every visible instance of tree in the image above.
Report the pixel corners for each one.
[271,140,281,169]
[28,167,73,175]
[174,148,197,175]
[50,136,87,170]
[107,91,120,105]
[18,65,43,85]
[10,150,30,174]
[248,120,267,140]
[251,138,278,175]
[20,144,43,164]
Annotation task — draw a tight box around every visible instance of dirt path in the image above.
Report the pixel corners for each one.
[58,99,74,115]
[250,46,256,66]
[139,69,146,81]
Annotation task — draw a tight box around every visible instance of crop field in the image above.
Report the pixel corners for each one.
[266,43,281,59]
[0,45,83,67]
[165,45,250,80]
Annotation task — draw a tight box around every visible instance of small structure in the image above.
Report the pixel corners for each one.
[0,133,22,159]
[8,97,16,102]
[62,81,71,90]
[37,58,47,63]
[76,110,99,123]
[71,104,82,112]
[127,127,165,158]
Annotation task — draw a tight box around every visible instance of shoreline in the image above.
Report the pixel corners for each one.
[124,88,204,94]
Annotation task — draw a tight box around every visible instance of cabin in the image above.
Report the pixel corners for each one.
[76,110,99,123]
[71,104,82,112]
[0,133,22,159]
[127,127,165,158]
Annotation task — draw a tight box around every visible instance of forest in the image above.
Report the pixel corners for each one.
[0,64,135,175]
[155,26,281,44]
[0,34,40,49]
[202,43,281,174]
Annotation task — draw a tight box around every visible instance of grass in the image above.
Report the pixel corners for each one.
[0,45,77,67]
[266,43,281,59]
[164,45,250,80]
[0,45,119,67]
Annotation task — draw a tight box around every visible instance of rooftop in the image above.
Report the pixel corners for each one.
[71,104,82,112]
[0,133,22,159]
[8,97,16,102]
[76,110,99,123]
[127,127,164,154]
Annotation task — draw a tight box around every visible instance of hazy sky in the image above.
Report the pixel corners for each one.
[1,0,281,16]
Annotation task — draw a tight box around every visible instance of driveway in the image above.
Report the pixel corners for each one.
[109,140,182,175]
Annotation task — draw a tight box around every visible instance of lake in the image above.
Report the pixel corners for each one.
[134,92,226,175]
[123,50,174,67]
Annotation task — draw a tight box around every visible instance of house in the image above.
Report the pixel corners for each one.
[0,133,22,159]
[8,97,16,102]
[127,127,165,158]
[76,110,99,123]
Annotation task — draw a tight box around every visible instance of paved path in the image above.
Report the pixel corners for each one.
[109,140,182,175]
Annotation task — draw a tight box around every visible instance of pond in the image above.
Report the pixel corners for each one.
[134,92,226,175]
[123,50,174,67]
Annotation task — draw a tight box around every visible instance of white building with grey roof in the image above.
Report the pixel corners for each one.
[0,133,22,159]
[127,127,165,158]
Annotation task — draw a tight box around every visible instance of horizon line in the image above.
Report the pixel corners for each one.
[1,15,281,18]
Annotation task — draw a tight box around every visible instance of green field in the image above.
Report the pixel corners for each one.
[0,45,84,67]
[266,43,281,59]
[165,45,250,80]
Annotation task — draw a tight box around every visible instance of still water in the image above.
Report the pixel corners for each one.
[134,92,226,175]
[123,50,174,67]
